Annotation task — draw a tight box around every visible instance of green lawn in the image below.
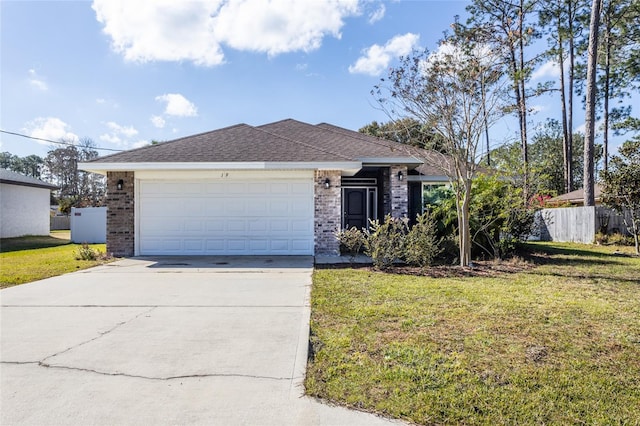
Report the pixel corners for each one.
[306,242,640,425]
[0,234,112,288]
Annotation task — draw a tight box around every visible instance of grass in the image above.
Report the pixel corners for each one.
[306,242,640,425]
[0,233,112,289]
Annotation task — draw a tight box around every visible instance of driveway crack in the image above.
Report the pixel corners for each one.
[39,306,157,365]
[31,363,292,382]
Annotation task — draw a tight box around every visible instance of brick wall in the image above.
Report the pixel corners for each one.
[381,167,391,216]
[314,170,341,255]
[390,165,408,218]
[106,171,135,257]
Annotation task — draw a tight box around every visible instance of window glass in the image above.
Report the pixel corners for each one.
[422,183,450,211]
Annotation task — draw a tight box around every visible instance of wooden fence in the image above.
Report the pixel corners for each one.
[532,206,633,244]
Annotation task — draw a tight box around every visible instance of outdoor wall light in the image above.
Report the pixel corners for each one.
[323,178,331,189]
[116,179,124,190]
[397,171,404,181]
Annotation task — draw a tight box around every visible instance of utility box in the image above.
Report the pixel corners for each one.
[70,207,107,243]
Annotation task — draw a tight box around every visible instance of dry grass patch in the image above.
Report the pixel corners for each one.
[306,242,640,425]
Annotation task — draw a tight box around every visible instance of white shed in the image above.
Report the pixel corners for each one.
[0,169,57,238]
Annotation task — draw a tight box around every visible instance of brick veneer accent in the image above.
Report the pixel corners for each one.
[314,170,341,255]
[390,165,408,218]
[381,167,391,216]
[106,171,135,257]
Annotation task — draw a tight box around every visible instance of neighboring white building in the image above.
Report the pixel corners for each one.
[0,169,57,238]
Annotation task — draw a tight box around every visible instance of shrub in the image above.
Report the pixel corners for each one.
[334,227,366,262]
[404,212,441,267]
[75,243,103,261]
[364,215,408,269]
[595,232,634,246]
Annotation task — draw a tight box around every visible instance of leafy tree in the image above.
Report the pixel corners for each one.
[42,138,105,208]
[470,174,534,259]
[538,0,589,192]
[597,0,640,171]
[374,37,508,266]
[359,118,443,149]
[601,138,640,254]
[493,120,595,196]
[465,0,541,200]
[0,152,44,178]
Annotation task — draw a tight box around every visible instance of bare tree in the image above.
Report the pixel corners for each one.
[374,42,508,266]
[466,0,540,202]
[43,138,105,207]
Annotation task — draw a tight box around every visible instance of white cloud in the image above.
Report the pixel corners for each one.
[368,3,385,24]
[531,60,562,80]
[23,117,78,144]
[28,69,48,91]
[99,133,122,144]
[92,0,360,66]
[96,98,106,104]
[100,121,139,146]
[574,118,605,135]
[106,121,138,137]
[155,93,198,117]
[132,140,150,149]
[150,115,166,128]
[349,33,419,76]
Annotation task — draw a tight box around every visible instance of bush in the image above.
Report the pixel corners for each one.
[75,243,103,261]
[334,227,366,261]
[595,232,634,246]
[404,212,441,267]
[364,215,408,269]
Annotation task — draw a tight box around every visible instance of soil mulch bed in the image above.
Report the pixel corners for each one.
[316,256,538,278]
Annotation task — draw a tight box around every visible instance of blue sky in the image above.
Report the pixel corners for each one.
[1,0,636,159]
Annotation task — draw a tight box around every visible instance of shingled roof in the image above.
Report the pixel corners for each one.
[82,119,451,178]
[0,169,57,190]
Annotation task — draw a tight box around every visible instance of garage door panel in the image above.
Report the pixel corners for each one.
[205,182,226,194]
[270,183,289,194]
[184,220,203,232]
[269,220,289,232]
[143,218,182,233]
[184,240,203,251]
[139,177,314,255]
[249,220,267,232]
[291,240,312,251]
[225,199,247,215]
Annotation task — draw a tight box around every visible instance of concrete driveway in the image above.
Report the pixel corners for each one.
[1,257,399,425]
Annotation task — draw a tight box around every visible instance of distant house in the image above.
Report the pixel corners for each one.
[546,184,602,207]
[0,169,57,238]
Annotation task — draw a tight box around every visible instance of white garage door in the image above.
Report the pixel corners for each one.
[138,176,314,255]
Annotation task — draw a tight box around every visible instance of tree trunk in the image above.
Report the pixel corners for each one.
[602,9,612,172]
[458,179,473,267]
[568,0,575,191]
[584,0,602,207]
[557,2,571,194]
[518,0,529,202]
[481,74,491,166]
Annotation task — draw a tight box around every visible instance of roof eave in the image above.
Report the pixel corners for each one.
[78,161,363,175]
[358,157,424,168]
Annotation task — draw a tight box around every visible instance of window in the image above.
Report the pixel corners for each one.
[422,183,450,212]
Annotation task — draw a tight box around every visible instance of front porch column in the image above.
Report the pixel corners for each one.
[314,170,341,255]
[390,165,408,219]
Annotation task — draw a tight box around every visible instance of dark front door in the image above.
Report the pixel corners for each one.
[343,188,368,229]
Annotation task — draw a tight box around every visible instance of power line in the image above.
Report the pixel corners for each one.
[0,129,125,152]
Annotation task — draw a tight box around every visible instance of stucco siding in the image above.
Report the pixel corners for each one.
[0,183,51,238]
